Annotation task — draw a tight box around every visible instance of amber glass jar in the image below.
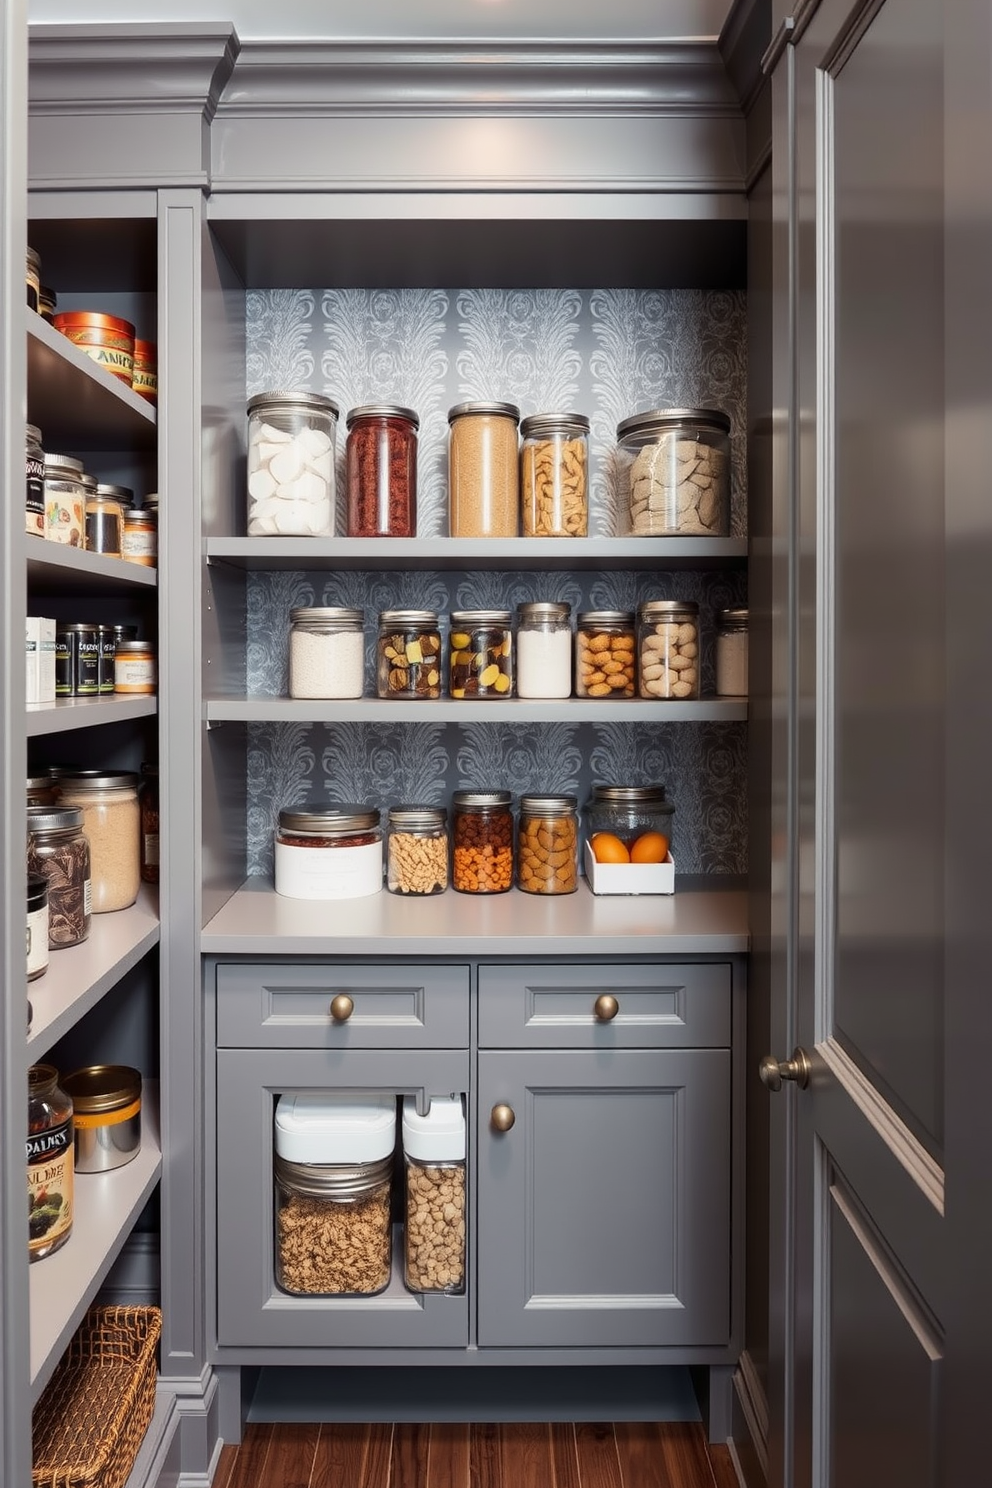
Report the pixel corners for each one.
[346,404,419,537]
[451,790,513,894]
[27,1064,74,1262]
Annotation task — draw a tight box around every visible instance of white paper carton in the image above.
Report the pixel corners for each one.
[26,617,56,704]
[583,839,675,895]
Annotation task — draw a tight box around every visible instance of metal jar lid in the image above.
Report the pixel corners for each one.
[56,622,99,635]
[717,607,749,629]
[43,453,84,477]
[517,601,571,622]
[588,784,669,806]
[79,472,98,493]
[62,1064,142,1114]
[519,412,590,439]
[346,404,420,430]
[54,770,140,793]
[115,640,155,654]
[519,794,578,817]
[247,389,340,419]
[388,805,448,830]
[290,606,364,628]
[378,609,439,627]
[616,407,731,440]
[576,610,635,627]
[26,804,85,833]
[26,423,42,445]
[278,805,381,836]
[124,508,155,524]
[448,400,520,424]
[451,790,513,811]
[449,610,512,627]
[274,1151,393,1201]
[639,599,699,619]
[95,482,133,504]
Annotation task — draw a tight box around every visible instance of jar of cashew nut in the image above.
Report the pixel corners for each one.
[386,806,448,895]
[617,408,730,537]
[637,600,700,700]
[520,412,589,537]
[575,610,636,699]
[517,794,579,895]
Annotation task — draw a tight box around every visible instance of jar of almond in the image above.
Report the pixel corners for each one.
[637,600,700,700]
[517,794,578,895]
[574,611,636,699]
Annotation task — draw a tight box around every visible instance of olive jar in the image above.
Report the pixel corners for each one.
[27,1064,74,1262]
[616,407,731,537]
[247,390,338,537]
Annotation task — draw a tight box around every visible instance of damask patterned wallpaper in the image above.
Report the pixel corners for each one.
[244,287,748,878]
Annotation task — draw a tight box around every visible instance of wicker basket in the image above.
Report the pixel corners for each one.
[32,1305,162,1488]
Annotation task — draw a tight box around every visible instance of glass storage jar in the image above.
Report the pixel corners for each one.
[345,404,419,537]
[586,784,675,859]
[376,610,442,699]
[54,771,141,913]
[402,1095,466,1295]
[140,763,159,884]
[27,1064,73,1262]
[637,599,700,700]
[26,423,45,537]
[386,806,449,895]
[275,805,383,899]
[121,506,157,566]
[27,776,60,809]
[43,453,85,547]
[84,487,125,556]
[515,601,572,699]
[27,805,91,948]
[39,284,57,323]
[27,874,49,982]
[520,412,589,537]
[55,623,99,697]
[448,610,513,698]
[574,611,636,698]
[247,390,338,537]
[448,401,520,538]
[114,638,156,695]
[289,607,365,699]
[451,790,513,894]
[715,606,749,696]
[616,407,731,537]
[517,794,579,895]
[26,246,41,310]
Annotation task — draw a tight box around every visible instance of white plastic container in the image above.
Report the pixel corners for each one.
[274,806,382,899]
[402,1095,466,1295]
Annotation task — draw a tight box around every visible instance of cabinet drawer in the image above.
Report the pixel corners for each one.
[478,962,731,1049]
[216,961,470,1048]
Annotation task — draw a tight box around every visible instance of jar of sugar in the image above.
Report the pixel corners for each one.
[289,607,365,699]
[247,391,338,537]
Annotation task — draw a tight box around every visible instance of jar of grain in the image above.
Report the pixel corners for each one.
[715,607,749,696]
[637,600,700,700]
[402,1095,466,1295]
[26,424,45,537]
[515,602,572,699]
[574,611,636,698]
[386,806,449,895]
[121,507,157,566]
[274,1091,396,1296]
[447,401,520,538]
[517,794,579,895]
[275,806,383,900]
[26,805,91,948]
[247,390,338,537]
[448,610,513,699]
[346,404,419,537]
[617,408,731,537]
[586,785,674,858]
[42,454,85,547]
[289,606,365,699]
[520,412,589,537]
[376,611,442,699]
[54,771,141,913]
[27,1064,73,1262]
[451,790,513,894]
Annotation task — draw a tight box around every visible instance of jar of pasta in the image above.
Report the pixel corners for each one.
[574,611,636,698]
[447,401,520,538]
[520,412,589,537]
[386,806,448,895]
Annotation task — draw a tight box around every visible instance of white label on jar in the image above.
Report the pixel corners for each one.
[275,838,383,899]
[516,626,572,699]
[27,904,49,977]
[121,529,157,561]
[84,878,92,915]
[115,657,156,690]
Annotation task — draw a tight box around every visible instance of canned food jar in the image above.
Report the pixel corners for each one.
[39,285,57,323]
[386,806,448,895]
[448,610,513,699]
[55,623,100,697]
[448,401,520,538]
[62,1066,142,1173]
[53,310,135,385]
[43,454,85,547]
[402,1096,466,1295]
[346,404,419,538]
[140,763,159,884]
[26,247,41,310]
[26,424,45,537]
[617,407,731,537]
[451,790,513,894]
[515,601,572,699]
[114,638,156,695]
[131,340,157,404]
[587,785,675,860]
[716,607,749,696]
[520,412,589,537]
[85,486,128,556]
[517,794,579,895]
[274,1091,396,1296]
[638,600,700,700]
[121,507,156,566]
[247,390,338,537]
[377,610,442,699]
[575,611,636,698]
[27,1064,73,1262]
[27,875,49,982]
[289,607,365,700]
[54,771,141,913]
[275,806,383,900]
[27,804,91,948]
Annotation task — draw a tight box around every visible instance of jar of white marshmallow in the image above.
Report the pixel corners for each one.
[247,390,338,537]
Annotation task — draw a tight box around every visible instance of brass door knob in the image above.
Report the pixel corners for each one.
[759,1047,811,1091]
[329,994,354,1022]
[594,993,620,1021]
[490,1103,516,1132]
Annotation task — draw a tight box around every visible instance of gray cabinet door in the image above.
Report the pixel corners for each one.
[477,1047,730,1348]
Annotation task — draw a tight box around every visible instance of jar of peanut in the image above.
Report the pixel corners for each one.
[386,806,449,895]
[451,790,513,894]
[517,795,578,895]
[520,412,589,537]
[448,610,513,699]
[402,1096,466,1295]
[574,610,636,698]
[637,600,700,700]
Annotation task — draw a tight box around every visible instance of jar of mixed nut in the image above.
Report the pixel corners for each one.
[386,806,449,895]
[574,610,636,699]
[448,610,513,699]
[448,401,520,538]
[451,790,513,894]
[517,794,579,895]
[617,408,731,537]
[637,600,700,700]
[26,805,91,948]
[402,1095,466,1295]
[520,412,589,537]
[515,601,572,699]
[376,610,442,699]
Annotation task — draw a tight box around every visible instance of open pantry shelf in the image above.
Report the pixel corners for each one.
[27,309,157,451]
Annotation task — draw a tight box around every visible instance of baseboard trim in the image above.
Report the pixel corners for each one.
[730,1350,768,1487]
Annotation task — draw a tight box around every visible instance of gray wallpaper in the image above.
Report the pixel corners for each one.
[244,287,748,878]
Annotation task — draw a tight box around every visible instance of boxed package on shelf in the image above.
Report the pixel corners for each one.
[26,617,56,704]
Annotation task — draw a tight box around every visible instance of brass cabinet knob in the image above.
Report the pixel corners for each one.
[594,993,620,1022]
[759,1047,811,1092]
[490,1103,516,1132]
[329,994,355,1022]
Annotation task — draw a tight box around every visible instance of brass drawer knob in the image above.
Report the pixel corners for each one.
[329,994,354,1022]
[594,993,619,1021]
[490,1103,516,1132]
[759,1047,811,1091]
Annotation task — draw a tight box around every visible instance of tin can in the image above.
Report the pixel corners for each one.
[55,623,100,697]
[62,1066,142,1173]
[53,310,136,385]
[131,340,157,404]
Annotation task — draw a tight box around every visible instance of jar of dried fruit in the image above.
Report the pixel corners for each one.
[448,610,513,699]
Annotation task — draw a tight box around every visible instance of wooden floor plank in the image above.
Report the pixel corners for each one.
[364,1422,395,1488]
[225,1422,275,1488]
[311,1423,372,1488]
[658,1423,717,1488]
[499,1421,554,1488]
[573,1423,623,1488]
[392,1421,433,1488]
[469,1422,501,1488]
[706,1444,741,1488]
[212,1442,239,1488]
[427,1422,472,1488]
[613,1422,673,1488]
[264,1422,320,1488]
[550,1421,581,1488]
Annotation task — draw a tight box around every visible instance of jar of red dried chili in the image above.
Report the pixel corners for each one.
[345,404,419,538]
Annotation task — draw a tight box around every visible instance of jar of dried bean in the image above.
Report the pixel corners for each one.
[346,404,419,538]
[289,606,365,699]
[587,785,675,858]
[247,391,338,537]
[515,601,572,699]
[517,795,579,895]
[376,610,442,699]
[448,610,513,699]
[275,806,383,900]
[402,1095,466,1295]
[451,790,513,894]
[27,1063,74,1262]
[617,408,730,537]
[386,806,448,895]
[637,600,700,700]
[520,412,589,537]
[447,401,520,538]
[574,611,636,699]
[54,771,141,913]
[26,805,91,948]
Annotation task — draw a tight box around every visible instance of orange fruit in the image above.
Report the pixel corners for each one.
[589,832,631,864]
[630,831,669,864]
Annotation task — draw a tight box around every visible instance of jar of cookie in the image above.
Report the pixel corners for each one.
[574,611,636,699]
[617,408,730,537]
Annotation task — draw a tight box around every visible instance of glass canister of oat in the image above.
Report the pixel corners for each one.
[448,610,513,699]
[402,1096,466,1295]
[376,610,442,699]
[520,412,589,537]
[447,401,520,538]
[617,408,731,536]
[517,794,579,895]
[574,610,636,698]
[637,600,700,700]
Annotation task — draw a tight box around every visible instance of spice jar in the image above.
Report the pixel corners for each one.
[520,412,589,537]
[346,404,419,537]
[274,1091,396,1297]
[275,805,383,900]
[85,485,127,556]
[448,401,520,538]
[515,601,572,699]
[574,611,636,698]
[27,804,91,948]
[638,600,700,700]
[26,246,41,310]
[62,1065,142,1173]
[587,785,675,859]
[26,424,45,537]
[517,794,579,895]
[451,790,513,894]
[617,407,731,537]
[247,390,337,537]
[121,506,156,566]
[402,1095,466,1295]
[289,607,365,700]
[27,1064,73,1262]
[376,610,442,699]
[448,611,513,699]
[55,623,100,697]
[114,638,156,695]
[54,771,141,913]
[716,607,748,696]
[43,453,85,547]
[53,310,136,385]
[27,875,49,982]
[131,340,157,404]
[140,763,159,884]
[386,806,448,895]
